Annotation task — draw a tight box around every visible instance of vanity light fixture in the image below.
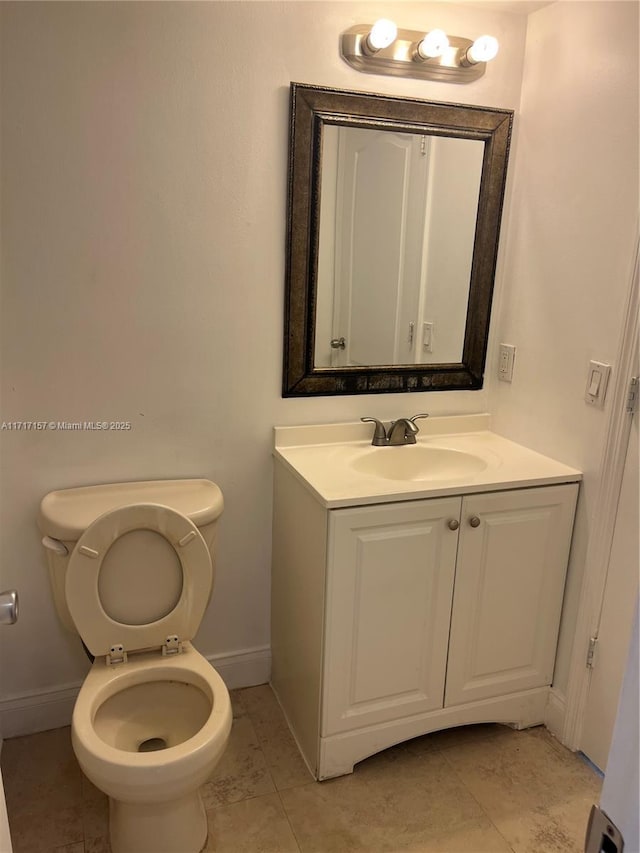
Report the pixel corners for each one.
[462,35,500,66]
[341,22,499,83]
[362,18,398,55]
[415,29,450,60]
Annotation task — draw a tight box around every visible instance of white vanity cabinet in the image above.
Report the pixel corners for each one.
[323,497,461,735]
[323,485,577,737]
[444,487,576,707]
[271,459,578,781]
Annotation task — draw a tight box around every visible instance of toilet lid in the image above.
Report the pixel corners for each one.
[65,503,213,658]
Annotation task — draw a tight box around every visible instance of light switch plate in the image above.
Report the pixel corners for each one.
[498,344,516,382]
[585,360,611,407]
[422,322,433,353]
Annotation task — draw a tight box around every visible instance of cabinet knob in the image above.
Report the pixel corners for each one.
[447,519,459,531]
[469,516,481,528]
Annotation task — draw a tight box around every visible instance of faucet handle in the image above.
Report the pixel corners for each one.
[361,417,388,446]
[409,413,429,427]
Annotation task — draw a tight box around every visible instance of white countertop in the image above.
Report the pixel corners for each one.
[273,414,582,508]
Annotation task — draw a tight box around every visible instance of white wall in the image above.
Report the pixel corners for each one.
[0,1,529,712]
[3,0,635,732]
[489,1,639,696]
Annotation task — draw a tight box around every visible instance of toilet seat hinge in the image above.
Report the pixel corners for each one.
[162,635,183,656]
[107,644,128,666]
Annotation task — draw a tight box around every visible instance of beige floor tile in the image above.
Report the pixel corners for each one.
[80,774,105,804]
[525,723,578,758]
[2,727,82,821]
[443,726,601,811]
[495,799,595,853]
[8,804,84,853]
[280,748,487,852]
[82,792,109,841]
[204,792,300,852]
[200,714,275,809]
[84,838,111,853]
[236,684,280,723]
[229,687,250,719]
[442,728,601,853]
[239,685,314,790]
[1,690,600,853]
[406,819,514,852]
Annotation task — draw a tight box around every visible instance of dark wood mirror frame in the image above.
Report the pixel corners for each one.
[282,82,513,397]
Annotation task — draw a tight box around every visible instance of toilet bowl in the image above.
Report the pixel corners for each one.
[39,480,233,853]
[73,645,231,852]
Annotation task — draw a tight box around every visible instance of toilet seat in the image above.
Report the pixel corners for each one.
[65,503,212,660]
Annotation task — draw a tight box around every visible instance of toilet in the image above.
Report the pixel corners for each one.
[39,479,233,853]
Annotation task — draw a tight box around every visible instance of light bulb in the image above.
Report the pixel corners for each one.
[364,18,397,53]
[416,29,449,60]
[467,35,499,64]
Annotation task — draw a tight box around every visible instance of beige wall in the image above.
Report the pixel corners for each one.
[489,0,639,696]
[1,0,636,723]
[0,1,528,703]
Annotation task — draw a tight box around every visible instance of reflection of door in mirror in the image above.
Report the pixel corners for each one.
[314,126,484,369]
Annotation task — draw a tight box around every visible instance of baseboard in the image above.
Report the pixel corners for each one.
[0,645,271,739]
[544,687,567,740]
[208,645,271,690]
[0,683,81,739]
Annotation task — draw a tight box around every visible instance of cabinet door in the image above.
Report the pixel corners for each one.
[322,497,461,736]
[445,484,578,707]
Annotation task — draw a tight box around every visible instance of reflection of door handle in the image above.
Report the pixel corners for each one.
[0,590,18,625]
[330,337,346,349]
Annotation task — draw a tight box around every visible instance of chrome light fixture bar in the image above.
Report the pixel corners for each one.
[341,23,499,83]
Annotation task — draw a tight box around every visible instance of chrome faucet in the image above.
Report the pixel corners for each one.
[361,414,429,446]
[388,418,420,446]
[360,417,388,446]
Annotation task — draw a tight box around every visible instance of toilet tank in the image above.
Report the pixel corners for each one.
[39,479,224,634]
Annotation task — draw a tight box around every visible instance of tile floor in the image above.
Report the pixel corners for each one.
[1,684,601,853]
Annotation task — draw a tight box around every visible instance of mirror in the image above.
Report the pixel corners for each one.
[315,126,484,368]
[283,83,513,397]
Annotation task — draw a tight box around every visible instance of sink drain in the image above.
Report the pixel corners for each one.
[138,737,167,752]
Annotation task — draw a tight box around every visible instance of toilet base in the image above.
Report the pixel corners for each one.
[109,788,208,853]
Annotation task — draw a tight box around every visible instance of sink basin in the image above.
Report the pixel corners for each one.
[349,445,488,482]
[274,415,583,506]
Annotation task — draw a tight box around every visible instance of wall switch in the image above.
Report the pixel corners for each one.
[585,360,611,407]
[422,322,433,352]
[498,344,516,382]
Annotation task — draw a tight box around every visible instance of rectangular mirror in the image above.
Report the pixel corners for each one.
[283,83,513,397]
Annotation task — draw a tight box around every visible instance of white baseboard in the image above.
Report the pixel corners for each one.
[544,687,567,740]
[0,683,80,740]
[0,645,271,739]
[208,645,271,690]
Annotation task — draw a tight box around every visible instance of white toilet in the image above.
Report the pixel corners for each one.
[39,479,233,853]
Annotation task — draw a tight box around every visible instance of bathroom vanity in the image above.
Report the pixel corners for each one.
[270,415,581,780]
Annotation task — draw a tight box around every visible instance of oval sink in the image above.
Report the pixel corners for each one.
[350,445,488,482]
